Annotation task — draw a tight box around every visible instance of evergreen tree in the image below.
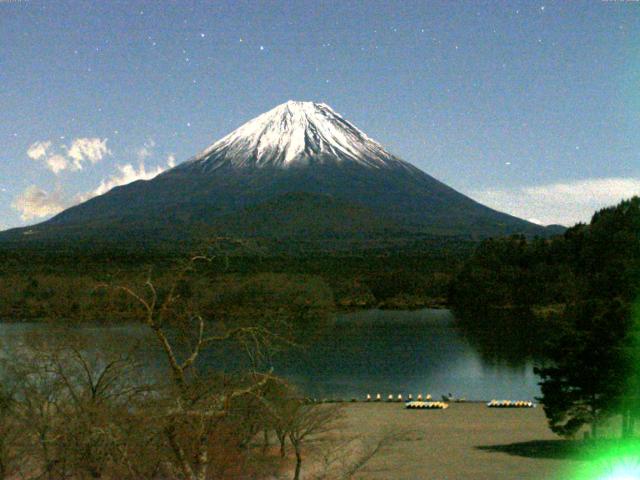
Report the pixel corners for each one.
[535,300,630,438]
[534,197,639,438]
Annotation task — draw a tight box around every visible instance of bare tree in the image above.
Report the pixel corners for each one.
[258,391,344,480]
[0,250,333,480]
[0,381,23,480]
[260,380,293,459]
[288,403,343,480]
[102,255,285,480]
[11,351,69,480]
[262,396,408,480]
[9,330,153,480]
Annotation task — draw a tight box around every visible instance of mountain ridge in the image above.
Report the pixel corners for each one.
[0,101,563,250]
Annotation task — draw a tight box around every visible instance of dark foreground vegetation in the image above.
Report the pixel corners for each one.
[450,197,640,439]
[0,256,408,480]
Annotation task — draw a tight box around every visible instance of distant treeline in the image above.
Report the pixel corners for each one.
[450,196,640,319]
[0,238,477,322]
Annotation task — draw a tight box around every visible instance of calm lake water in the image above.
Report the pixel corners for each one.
[275,309,540,401]
[0,309,540,401]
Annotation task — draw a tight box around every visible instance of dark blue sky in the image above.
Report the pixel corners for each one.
[1,0,638,228]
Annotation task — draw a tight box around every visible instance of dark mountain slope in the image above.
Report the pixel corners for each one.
[0,101,560,250]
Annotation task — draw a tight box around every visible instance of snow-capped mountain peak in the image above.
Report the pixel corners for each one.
[7,101,554,244]
[189,101,407,170]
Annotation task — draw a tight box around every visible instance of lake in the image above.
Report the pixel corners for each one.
[0,308,540,401]
[274,308,540,401]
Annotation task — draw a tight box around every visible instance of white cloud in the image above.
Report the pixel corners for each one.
[45,154,69,175]
[66,137,111,169]
[12,186,67,221]
[471,177,640,226]
[13,143,178,223]
[26,141,52,161]
[78,155,175,202]
[26,137,109,174]
[89,163,165,198]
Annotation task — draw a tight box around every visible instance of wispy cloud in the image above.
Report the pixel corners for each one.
[26,141,52,161]
[12,185,67,221]
[66,137,111,169]
[14,136,181,223]
[45,154,69,175]
[471,177,640,226]
[14,137,177,222]
[78,154,176,202]
[26,137,110,174]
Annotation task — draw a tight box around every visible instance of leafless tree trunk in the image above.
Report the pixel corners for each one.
[292,441,303,480]
[103,255,281,480]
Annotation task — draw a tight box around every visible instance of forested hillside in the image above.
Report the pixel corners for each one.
[450,197,640,436]
[450,196,640,318]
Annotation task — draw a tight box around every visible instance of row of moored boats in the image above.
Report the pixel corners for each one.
[363,394,535,410]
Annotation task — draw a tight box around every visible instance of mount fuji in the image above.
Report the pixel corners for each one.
[2,101,560,249]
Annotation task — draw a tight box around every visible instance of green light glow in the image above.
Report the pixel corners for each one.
[565,298,640,480]
[602,469,639,480]
[567,440,640,480]
[600,458,640,479]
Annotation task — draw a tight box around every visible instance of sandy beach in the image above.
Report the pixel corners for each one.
[336,402,581,480]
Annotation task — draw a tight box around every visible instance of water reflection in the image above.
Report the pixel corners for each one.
[271,309,540,400]
[0,309,541,402]
[453,307,547,368]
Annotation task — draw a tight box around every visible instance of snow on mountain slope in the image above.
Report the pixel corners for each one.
[187,101,411,171]
[0,100,557,247]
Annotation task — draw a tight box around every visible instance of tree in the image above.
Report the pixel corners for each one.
[258,382,345,480]
[450,197,640,437]
[260,379,293,459]
[312,428,415,480]
[535,300,630,438]
[620,301,640,439]
[7,329,155,480]
[0,381,23,480]
[287,402,343,480]
[534,198,640,439]
[103,254,330,480]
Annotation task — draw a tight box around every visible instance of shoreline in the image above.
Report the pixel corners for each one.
[1,303,452,323]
